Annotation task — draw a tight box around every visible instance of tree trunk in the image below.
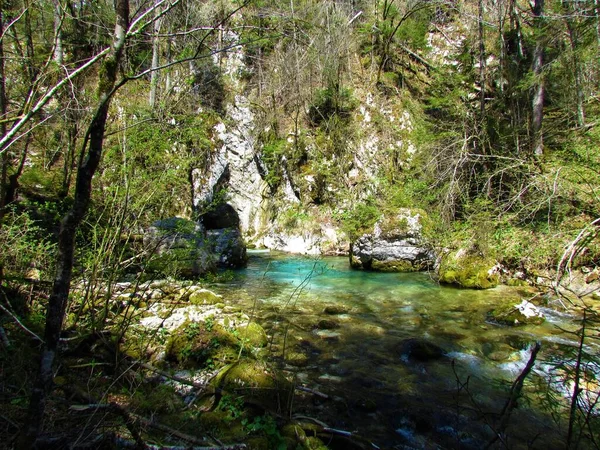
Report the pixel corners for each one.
[149,3,161,108]
[531,0,545,158]
[16,1,130,447]
[565,12,585,127]
[53,0,64,65]
[478,0,486,121]
[0,7,9,222]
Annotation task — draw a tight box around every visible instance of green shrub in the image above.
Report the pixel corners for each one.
[0,208,56,280]
[308,86,356,126]
[340,200,381,241]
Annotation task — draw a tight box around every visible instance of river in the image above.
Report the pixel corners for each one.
[212,251,597,449]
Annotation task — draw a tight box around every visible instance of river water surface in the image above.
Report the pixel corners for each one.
[214,251,596,449]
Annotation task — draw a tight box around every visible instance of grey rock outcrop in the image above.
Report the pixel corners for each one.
[207,227,247,268]
[144,215,246,278]
[350,209,435,272]
[144,217,216,277]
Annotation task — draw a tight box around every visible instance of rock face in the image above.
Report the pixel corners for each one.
[191,35,269,239]
[350,209,435,272]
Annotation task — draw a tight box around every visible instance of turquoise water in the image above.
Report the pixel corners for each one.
[216,251,595,449]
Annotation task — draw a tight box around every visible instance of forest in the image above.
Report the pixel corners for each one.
[1,0,600,448]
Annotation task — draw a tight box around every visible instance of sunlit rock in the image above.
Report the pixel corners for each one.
[350,208,435,272]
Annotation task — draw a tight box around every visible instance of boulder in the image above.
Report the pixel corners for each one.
[212,359,294,414]
[144,216,247,277]
[207,227,247,268]
[438,248,499,289]
[350,209,435,272]
[144,217,216,277]
[488,299,545,326]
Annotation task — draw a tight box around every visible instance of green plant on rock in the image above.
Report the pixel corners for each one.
[217,393,245,421]
[308,86,356,126]
[242,414,286,450]
[339,199,381,241]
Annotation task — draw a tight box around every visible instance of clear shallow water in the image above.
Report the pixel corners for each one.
[215,251,594,449]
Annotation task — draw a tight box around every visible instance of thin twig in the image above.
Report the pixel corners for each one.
[0,299,43,343]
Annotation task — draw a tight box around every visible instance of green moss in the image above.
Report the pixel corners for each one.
[438,250,499,289]
[213,359,294,415]
[235,322,268,348]
[371,259,420,272]
[304,436,330,450]
[189,288,223,305]
[165,321,238,368]
[199,410,247,441]
[130,384,184,415]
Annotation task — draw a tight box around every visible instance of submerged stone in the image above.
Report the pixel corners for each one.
[316,319,339,330]
[397,338,445,361]
[323,305,348,315]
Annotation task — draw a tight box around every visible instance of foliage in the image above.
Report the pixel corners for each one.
[0,208,56,280]
[339,199,381,241]
[308,86,356,126]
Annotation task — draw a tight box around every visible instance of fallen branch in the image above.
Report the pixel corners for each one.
[295,385,329,399]
[113,435,246,449]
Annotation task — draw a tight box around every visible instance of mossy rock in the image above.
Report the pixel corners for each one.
[371,259,423,272]
[304,436,330,450]
[316,319,339,330]
[198,410,247,441]
[438,249,499,289]
[146,247,216,278]
[323,305,348,315]
[165,321,238,368]
[189,288,223,305]
[488,300,545,326]
[212,359,294,415]
[235,322,268,348]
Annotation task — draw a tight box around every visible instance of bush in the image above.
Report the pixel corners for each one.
[339,199,381,241]
[0,208,56,280]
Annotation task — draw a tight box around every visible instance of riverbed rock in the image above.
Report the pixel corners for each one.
[323,304,349,315]
[488,299,545,326]
[397,338,445,361]
[350,209,435,272]
[437,247,499,289]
